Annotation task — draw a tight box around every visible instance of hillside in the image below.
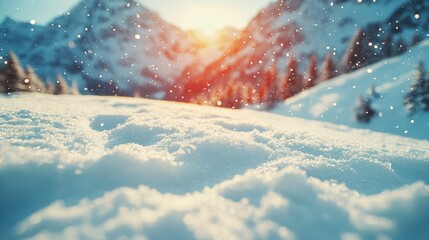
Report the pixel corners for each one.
[273,40,429,140]
[1,93,429,239]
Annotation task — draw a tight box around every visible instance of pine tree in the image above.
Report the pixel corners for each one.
[4,52,25,93]
[343,29,366,73]
[305,54,318,89]
[282,56,303,100]
[355,95,376,123]
[23,66,45,92]
[242,85,249,104]
[69,81,80,95]
[395,39,408,55]
[412,33,423,46]
[404,62,429,115]
[265,65,280,104]
[383,32,393,58]
[223,84,236,108]
[54,75,69,95]
[45,79,55,94]
[319,54,337,82]
[257,82,268,104]
[0,67,6,93]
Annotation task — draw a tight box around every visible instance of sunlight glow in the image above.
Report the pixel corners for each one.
[175,3,241,34]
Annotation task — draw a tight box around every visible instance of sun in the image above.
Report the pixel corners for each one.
[176,2,237,35]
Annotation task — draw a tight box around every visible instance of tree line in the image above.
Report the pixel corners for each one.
[188,28,419,109]
[0,52,79,95]
[355,61,429,123]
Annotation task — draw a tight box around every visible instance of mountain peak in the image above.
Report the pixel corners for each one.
[72,0,144,12]
[0,0,213,98]
[0,16,20,27]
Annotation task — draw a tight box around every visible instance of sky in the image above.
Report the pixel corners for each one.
[0,0,275,34]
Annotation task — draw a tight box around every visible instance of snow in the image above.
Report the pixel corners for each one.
[1,93,429,239]
[273,40,429,140]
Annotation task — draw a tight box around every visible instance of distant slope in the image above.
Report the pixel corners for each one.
[177,0,429,101]
[273,40,429,140]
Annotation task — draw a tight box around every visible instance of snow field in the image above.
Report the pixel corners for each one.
[0,94,428,239]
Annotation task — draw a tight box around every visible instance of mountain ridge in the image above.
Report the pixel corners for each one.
[174,0,428,102]
[2,0,428,100]
[0,0,231,97]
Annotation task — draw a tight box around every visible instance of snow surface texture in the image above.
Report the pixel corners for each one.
[274,40,429,140]
[1,94,429,240]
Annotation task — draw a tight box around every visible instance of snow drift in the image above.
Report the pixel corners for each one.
[1,94,429,239]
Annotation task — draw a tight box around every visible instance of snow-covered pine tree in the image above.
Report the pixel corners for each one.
[305,54,318,89]
[69,81,80,95]
[355,95,377,123]
[54,75,69,95]
[319,54,337,82]
[282,56,302,100]
[404,61,429,115]
[3,52,25,93]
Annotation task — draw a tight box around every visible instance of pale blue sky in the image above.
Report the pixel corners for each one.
[0,0,275,33]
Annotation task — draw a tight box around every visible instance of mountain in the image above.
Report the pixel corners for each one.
[0,0,224,97]
[176,0,429,102]
[0,17,44,57]
[272,40,429,140]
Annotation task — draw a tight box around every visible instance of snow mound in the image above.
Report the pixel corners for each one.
[273,40,429,140]
[1,94,429,239]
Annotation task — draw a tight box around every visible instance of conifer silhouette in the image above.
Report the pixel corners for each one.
[305,54,318,89]
[355,95,376,123]
[404,62,429,115]
[3,52,25,93]
[282,56,302,100]
[54,75,69,95]
[319,54,337,82]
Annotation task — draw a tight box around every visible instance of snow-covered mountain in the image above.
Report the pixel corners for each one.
[0,0,228,97]
[176,0,429,101]
[1,93,429,239]
[273,40,429,140]
[0,17,44,57]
